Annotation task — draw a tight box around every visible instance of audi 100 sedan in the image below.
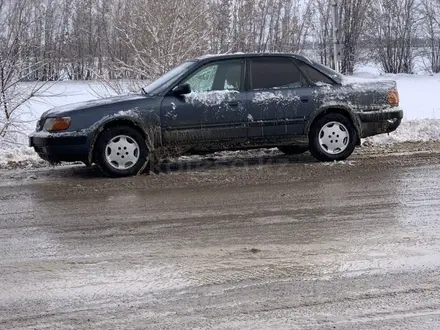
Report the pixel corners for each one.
[29,53,403,177]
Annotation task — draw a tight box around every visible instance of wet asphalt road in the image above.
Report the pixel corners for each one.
[1,150,440,329]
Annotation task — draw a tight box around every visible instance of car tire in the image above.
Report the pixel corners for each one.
[94,126,149,177]
[277,145,308,155]
[309,113,357,162]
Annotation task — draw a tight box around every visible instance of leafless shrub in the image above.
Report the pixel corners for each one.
[0,0,54,141]
[365,0,420,74]
[421,0,440,73]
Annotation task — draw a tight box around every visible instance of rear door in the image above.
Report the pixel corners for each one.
[246,56,314,141]
[161,59,248,145]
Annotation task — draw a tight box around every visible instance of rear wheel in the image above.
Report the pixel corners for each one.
[277,145,308,155]
[94,126,149,177]
[309,113,357,162]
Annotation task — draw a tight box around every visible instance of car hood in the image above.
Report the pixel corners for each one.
[42,93,147,117]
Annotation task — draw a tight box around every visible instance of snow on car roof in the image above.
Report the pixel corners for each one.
[195,52,306,61]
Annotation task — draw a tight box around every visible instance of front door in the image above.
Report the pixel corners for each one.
[161,59,247,147]
[246,57,312,142]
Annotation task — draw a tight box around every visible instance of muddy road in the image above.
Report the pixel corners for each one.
[1,146,440,329]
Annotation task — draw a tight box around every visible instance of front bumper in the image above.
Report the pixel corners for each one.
[358,108,404,138]
[29,133,89,163]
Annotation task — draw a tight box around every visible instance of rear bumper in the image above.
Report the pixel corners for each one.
[29,134,89,163]
[358,108,403,138]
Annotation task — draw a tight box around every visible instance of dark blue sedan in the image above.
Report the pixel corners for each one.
[29,53,403,177]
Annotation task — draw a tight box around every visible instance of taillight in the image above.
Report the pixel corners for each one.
[387,88,399,105]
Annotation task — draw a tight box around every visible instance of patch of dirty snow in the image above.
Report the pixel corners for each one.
[323,160,357,166]
[165,110,178,120]
[0,146,48,169]
[314,81,332,87]
[340,75,396,86]
[364,119,440,145]
[184,90,240,106]
[30,130,88,139]
[252,91,300,103]
[173,148,281,163]
[197,52,245,60]
[116,108,138,116]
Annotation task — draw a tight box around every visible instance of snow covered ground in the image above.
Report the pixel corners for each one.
[1,72,440,168]
[353,63,440,144]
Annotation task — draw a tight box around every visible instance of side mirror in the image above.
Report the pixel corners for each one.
[173,84,191,96]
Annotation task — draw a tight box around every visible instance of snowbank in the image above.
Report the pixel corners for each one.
[365,119,440,145]
[351,64,440,143]
[351,72,440,121]
[0,146,46,169]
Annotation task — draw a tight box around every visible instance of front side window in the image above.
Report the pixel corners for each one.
[183,60,242,93]
[185,65,217,92]
[250,57,304,90]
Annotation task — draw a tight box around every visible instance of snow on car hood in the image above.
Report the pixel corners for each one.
[41,93,146,117]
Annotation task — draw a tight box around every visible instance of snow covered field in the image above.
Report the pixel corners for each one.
[1,72,440,168]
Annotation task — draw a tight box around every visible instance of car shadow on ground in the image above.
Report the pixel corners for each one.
[155,152,316,173]
[65,151,318,179]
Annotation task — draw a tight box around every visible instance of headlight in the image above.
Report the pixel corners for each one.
[43,117,71,132]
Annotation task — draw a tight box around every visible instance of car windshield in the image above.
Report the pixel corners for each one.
[143,60,196,95]
[311,60,344,82]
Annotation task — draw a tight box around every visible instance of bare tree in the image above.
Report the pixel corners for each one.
[311,0,370,74]
[1,0,434,90]
[0,0,323,86]
[339,0,371,74]
[229,0,314,53]
[108,0,210,81]
[366,0,420,74]
[421,0,440,73]
[0,0,53,140]
[312,0,333,66]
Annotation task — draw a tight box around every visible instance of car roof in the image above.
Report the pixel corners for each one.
[195,52,313,64]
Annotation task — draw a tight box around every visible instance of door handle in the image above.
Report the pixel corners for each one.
[300,97,309,103]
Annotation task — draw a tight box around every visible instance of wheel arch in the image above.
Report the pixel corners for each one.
[88,117,152,165]
[305,106,361,146]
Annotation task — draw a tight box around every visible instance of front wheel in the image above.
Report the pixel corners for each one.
[309,113,357,162]
[94,126,149,177]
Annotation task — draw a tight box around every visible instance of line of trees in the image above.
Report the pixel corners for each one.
[1,0,440,84]
[2,0,440,142]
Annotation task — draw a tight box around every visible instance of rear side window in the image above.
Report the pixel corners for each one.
[250,57,304,90]
[296,61,335,85]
